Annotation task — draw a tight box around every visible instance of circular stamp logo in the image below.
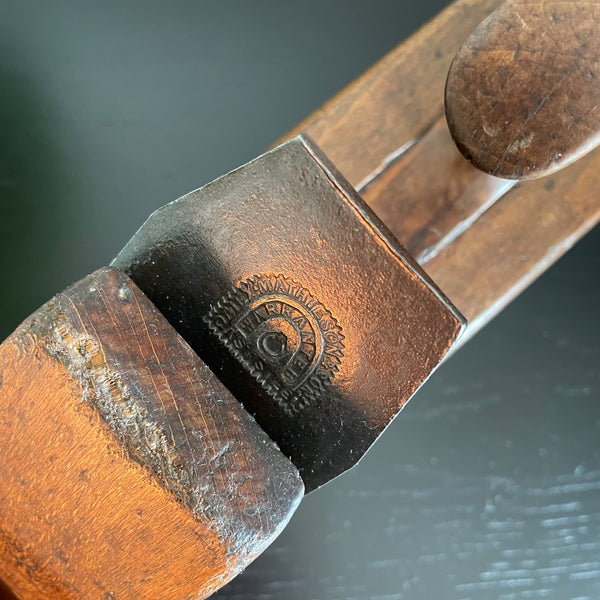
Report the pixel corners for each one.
[204,274,344,415]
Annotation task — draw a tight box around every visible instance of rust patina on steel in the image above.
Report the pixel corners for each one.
[113,135,466,491]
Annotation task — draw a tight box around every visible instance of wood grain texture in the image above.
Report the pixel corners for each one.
[0,2,597,598]
[426,148,600,339]
[283,0,503,191]
[211,227,600,599]
[283,0,600,341]
[0,268,303,599]
[446,0,600,180]
[362,117,514,263]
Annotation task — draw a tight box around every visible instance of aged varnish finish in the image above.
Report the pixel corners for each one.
[0,0,599,597]
[0,268,303,599]
[446,0,600,179]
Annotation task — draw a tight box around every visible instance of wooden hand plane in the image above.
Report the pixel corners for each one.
[0,1,598,598]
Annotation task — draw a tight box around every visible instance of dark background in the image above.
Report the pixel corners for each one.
[1,2,599,599]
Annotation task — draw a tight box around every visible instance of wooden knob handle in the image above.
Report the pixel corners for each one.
[445,0,600,180]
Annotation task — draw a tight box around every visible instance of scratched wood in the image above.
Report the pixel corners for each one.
[0,0,599,598]
[446,0,600,180]
[284,0,600,341]
[0,268,303,599]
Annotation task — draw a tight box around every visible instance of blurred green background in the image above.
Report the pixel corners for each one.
[1,2,599,599]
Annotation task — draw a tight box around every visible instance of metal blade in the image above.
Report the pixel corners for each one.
[112,135,465,491]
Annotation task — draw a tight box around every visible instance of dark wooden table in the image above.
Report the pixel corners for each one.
[1,1,598,598]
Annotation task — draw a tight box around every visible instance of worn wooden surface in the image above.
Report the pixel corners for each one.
[446,0,600,180]
[284,0,600,341]
[0,1,598,599]
[0,268,303,599]
[283,0,503,190]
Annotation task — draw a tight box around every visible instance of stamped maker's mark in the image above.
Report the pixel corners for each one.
[204,274,344,415]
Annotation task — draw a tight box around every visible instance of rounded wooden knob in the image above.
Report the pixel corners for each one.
[445,0,600,180]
